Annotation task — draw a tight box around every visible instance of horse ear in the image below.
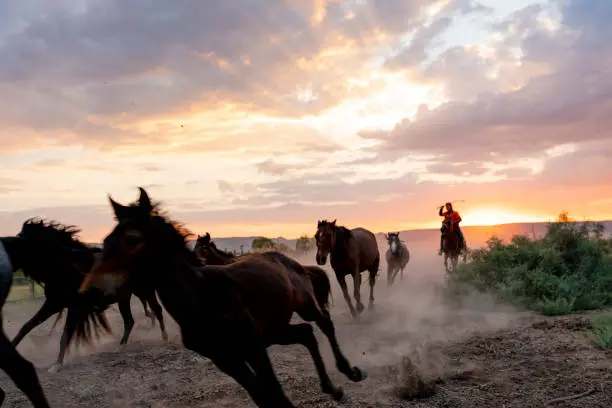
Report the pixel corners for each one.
[331,219,336,226]
[109,195,130,220]
[317,220,322,227]
[204,232,211,243]
[137,187,152,215]
[384,233,389,239]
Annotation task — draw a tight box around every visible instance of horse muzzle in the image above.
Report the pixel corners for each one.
[315,251,328,266]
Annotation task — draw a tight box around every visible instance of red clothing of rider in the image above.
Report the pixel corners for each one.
[438,202,466,255]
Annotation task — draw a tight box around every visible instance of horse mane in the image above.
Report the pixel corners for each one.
[334,226,354,248]
[20,218,89,252]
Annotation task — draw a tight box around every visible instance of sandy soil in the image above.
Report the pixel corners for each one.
[1,251,611,407]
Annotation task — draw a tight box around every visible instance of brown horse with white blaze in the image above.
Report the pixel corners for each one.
[315,220,380,317]
[78,188,367,408]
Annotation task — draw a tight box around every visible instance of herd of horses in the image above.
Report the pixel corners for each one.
[0,187,468,408]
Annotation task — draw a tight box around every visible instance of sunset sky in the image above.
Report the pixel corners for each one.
[1,0,611,242]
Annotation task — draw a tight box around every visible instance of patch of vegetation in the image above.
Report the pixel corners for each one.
[590,313,612,349]
[448,212,612,315]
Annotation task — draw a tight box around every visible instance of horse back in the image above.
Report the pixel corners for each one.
[350,227,379,270]
[219,252,313,327]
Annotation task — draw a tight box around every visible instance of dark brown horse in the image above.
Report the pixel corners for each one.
[194,232,333,314]
[79,188,367,408]
[315,220,380,317]
[9,218,167,373]
[441,227,464,274]
[0,227,111,407]
[193,233,237,265]
[384,232,410,286]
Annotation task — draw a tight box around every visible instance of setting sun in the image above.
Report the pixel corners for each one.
[461,208,546,227]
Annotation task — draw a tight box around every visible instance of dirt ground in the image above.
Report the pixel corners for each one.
[1,252,611,407]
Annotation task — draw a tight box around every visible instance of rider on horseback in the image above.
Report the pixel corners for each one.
[438,202,467,256]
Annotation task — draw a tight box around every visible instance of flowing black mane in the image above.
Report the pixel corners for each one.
[19,218,89,252]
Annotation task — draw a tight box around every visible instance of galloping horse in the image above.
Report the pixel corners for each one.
[9,218,167,373]
[441,226,465,274]
[315,220,380,317]
[79,188,367,408]
[194,232,333,322]
[384,232,410,286]
[0,228,110,407]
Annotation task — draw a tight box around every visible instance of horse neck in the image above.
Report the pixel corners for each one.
[330,227,351,261]
[145,248,216,326]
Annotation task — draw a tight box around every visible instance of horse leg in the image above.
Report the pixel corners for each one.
[12,300,61,347]
[337,275,357,317]
[48,310,75,373]
[230,315,296,408]
[266,323,345,402]
[0,330,51,408]
[387,263,393,287]
[212,357,274,407]
[137,295,154,326]
[368,258,379,310]
[299,305,368,385]
[117,296,135,352]
[352,271,365,314]
[146,292,168,342]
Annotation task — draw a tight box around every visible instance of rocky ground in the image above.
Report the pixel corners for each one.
[1,259,610,407]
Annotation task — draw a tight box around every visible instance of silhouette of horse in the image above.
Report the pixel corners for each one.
[384,232,410,286]
[441,226,465,274]
[9,218,168,373]
[195,232,333,315]
[79,188,367,408]
[315,220,380,317]
[0,227,111,407]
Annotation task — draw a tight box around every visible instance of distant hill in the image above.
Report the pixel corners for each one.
[168,220,612,254]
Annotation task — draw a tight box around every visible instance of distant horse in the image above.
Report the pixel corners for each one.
[441,226,465,274]
[194,233,237,265]
[0,229,109,407]
[315,220,380,317]
[195,232,332,313]
[79,188,368,408]
[384,232,410,286]
[8,218,168,373]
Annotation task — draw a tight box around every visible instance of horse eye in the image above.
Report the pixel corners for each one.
[125,235,142,247]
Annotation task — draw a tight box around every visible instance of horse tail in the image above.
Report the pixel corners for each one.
[305,266,332,309]
[63,297,112,349]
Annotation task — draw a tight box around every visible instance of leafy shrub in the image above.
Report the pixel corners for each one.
[448,213,612,315]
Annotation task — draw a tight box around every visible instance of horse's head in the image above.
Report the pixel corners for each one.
[79,187,192,297]
[385,232,400,254]
[315,219,336,265]
[194,232,212,259]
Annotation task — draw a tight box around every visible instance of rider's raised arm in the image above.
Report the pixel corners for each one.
[438,206,444,217]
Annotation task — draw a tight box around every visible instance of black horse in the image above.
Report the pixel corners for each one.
[0,226,109,407]
[7,218,168,373]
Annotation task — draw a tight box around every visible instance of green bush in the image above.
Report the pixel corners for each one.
[448,213,612,315]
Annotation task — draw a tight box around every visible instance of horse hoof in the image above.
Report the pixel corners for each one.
[48,363,62,373]
[350,366,368,382]
[162,333,169,342]
[356,304,365,314]
[368,302,375,311]
[116,344,126,353]
[331,388,346,403]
